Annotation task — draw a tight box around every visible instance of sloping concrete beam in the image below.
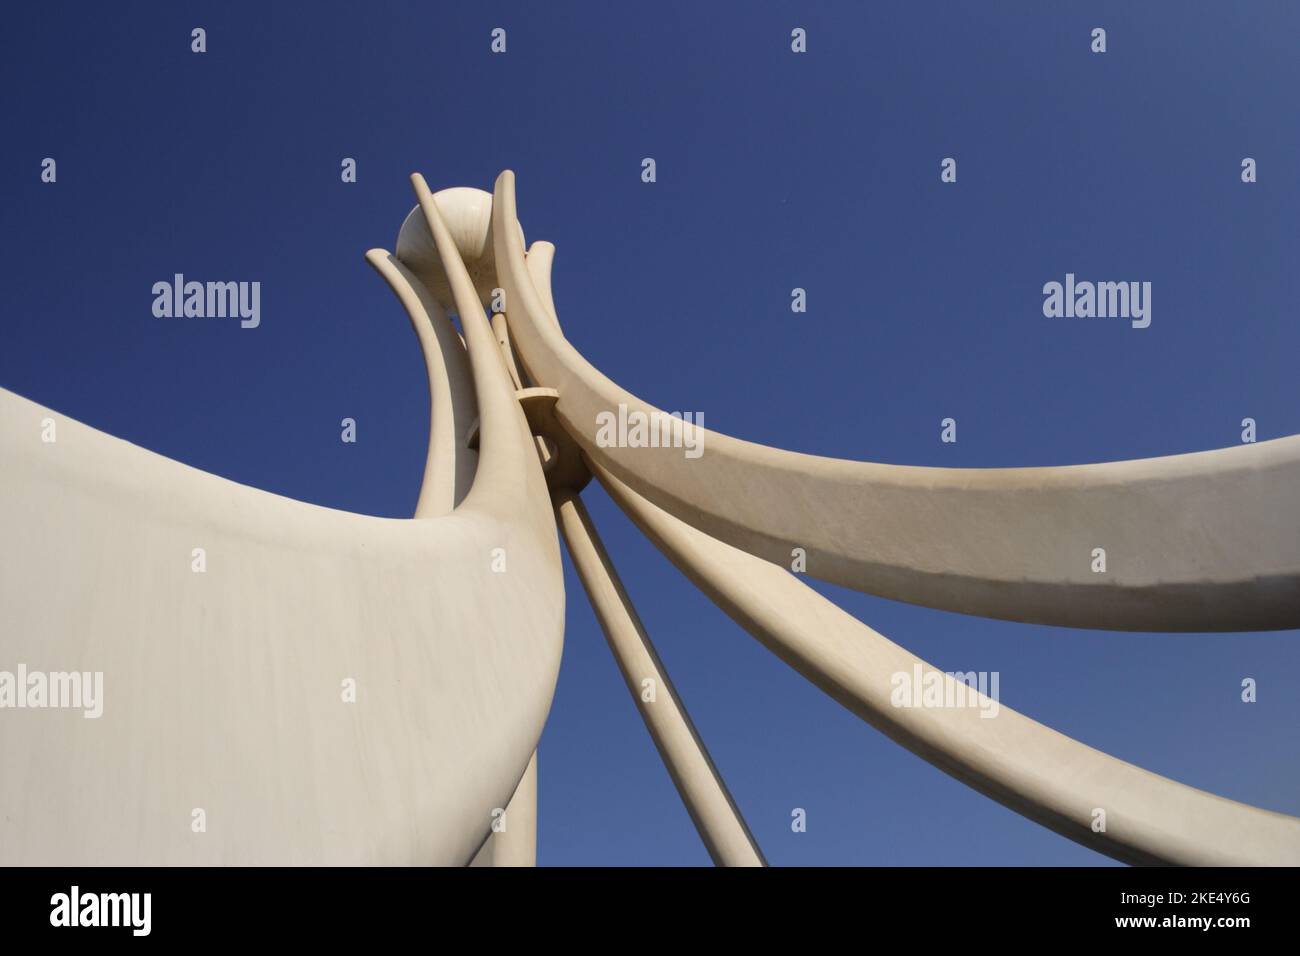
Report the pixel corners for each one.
[595,464,1300,866]
[490,170,1300,632]
[556,492,765,867]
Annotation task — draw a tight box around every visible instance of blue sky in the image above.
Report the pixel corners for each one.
[2,1,1297,865]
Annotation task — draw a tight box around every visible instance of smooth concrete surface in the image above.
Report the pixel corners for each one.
[557,493,765,867]
[492,169,1298,865]
[0,180,563,865]
[470,751,538,867]
[491,172,1300,632]
[395,185,515,313]
[365,249,478,515]
[595,463,1300,866]
[0,385,562,864]
[6,167,1295,868]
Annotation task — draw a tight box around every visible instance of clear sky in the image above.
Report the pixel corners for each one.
[2,1,1297,865]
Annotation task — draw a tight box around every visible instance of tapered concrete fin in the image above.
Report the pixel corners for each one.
[413,173,544,516]
[0,174,564,865]
[524,240,561,332]
[492,170,1300,632]
[594,463,1300,866]
[365,249,478,515]
[0,386,564,864]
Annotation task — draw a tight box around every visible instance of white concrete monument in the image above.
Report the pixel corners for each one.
[1,171,1297,866]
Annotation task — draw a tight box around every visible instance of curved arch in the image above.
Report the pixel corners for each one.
[596,463,1300,866]
[365,249,478,515]
[491,170,1300,632]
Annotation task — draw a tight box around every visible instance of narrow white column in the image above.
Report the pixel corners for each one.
[556,493,765,867]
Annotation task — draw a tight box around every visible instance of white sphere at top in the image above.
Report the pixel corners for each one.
[394,186,524,313]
